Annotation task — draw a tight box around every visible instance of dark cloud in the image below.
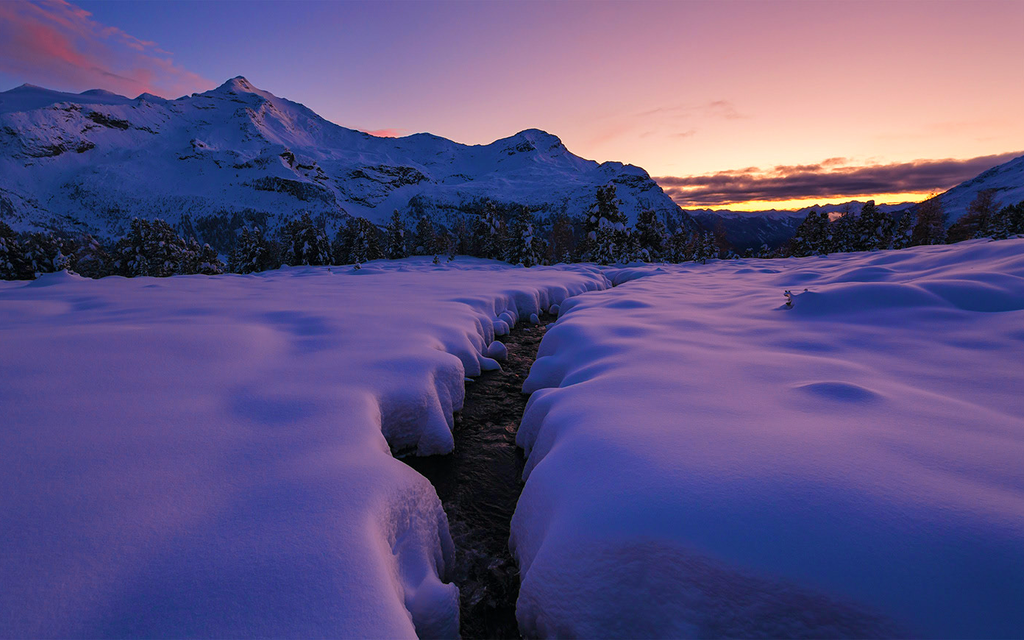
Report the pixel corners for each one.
[656,152,1023,207]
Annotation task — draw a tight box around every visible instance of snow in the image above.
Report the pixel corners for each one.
[0,259,608,637]
[937,153,1024,222]
[514,239,1024,638]
[0,78,685,237]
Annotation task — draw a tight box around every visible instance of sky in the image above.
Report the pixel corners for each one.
[1,0,1022,211]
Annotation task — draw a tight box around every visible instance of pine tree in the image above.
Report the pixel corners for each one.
[383,210,409,260]
[114,218,195,277]
[856,201,893,251]
[665,225,692,263]
[0,221,30,280]
[281,213,331,266]
[634,210,667,262]
[547,213,575,263]
[188,240,224,275]
[229,226,274,274]
[948,189,999,242]
[994,201,1024,237]
[788,209,831,256]
[70,235,114,278]
[414,216,438,256]
[21,232,74,275]
[346,217,384,265]
[580,184,630,264]
[829,212,858,253]
[911,197,947,246]
[692,230,717,264]
[471,204,504,259]
[504,206,545,267]
[891,212,913,249]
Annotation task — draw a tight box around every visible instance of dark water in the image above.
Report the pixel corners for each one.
[404,316,551,639]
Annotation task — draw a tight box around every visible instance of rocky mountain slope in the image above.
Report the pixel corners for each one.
[0,77,693,242]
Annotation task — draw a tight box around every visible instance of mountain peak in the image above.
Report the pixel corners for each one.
[216,76,259,94]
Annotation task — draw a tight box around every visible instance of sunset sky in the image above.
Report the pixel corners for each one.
[1,0,1022,210]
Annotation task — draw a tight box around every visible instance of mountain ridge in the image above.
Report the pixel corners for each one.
[0,77,693,243]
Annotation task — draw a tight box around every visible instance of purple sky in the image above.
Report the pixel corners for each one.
[1,0,1022,208]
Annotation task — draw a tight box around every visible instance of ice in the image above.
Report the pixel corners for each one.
[513,239,1024,638]
[0,260,607,638]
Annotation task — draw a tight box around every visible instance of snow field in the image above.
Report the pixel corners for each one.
[513,239,1024,638]
[0,258,608,638]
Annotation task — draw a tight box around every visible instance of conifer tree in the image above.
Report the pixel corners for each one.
[948,189,999,242]
[472,204,504,259]
[580,184,630,264]
[0,221,30,280]
[856,201,893,251]
[665,225,691,263]
[71,234,114,278]
[229,226,274,274]
[891,212,914,249]
[21,232,74,274]
[829,212,858,253]
[345,217,384,265]
[281,213,331,266]
[634,210,667,262]
[547,213,575,263]
[911,198,947,246]
[788,209,831,256]
[187,239,225,275]
[383,210,409,260]
[504,206,545,266]
[414,216,438,256]
[692,230,717,264]
[114,218,195,277]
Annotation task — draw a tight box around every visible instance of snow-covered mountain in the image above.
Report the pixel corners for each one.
[0,77,692,242]
[932,152,1024,222]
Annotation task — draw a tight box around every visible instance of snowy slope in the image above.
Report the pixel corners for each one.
[0,260,609,637]
[0,78,691,240]
[515,240,1024,638]
[934,152,1024,222]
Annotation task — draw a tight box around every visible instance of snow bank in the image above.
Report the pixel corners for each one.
[514,239,1024,638]
[0,259,607,637]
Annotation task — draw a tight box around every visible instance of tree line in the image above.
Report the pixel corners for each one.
[2,186,1022,280]
[775,190,1024,259]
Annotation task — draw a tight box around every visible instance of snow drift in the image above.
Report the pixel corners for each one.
[514,239,1024,638]
[0,259,608,637]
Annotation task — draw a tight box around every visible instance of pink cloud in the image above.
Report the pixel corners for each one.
[362,128,404,138]
[0,0,211,98]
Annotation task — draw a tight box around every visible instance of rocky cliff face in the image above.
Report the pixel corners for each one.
[0,77,694,240]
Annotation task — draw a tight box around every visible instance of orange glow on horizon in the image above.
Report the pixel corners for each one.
[707,192,933,213]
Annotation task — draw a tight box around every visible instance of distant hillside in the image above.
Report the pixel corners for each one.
[692,152,1024,251]
[930,153,1024,223]
[0,77,695,243]
[689,201,912,252]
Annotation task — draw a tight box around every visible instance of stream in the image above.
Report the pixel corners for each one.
[403,315,552,639]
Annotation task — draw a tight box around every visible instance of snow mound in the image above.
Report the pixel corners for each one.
[513,239,1024,638]
[0,261,607,637]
